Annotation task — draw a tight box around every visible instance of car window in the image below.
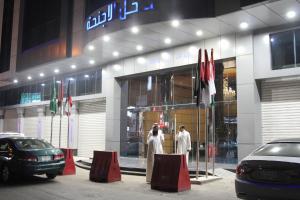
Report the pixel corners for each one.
[0,142,8,152]
[252,143,300,157]
[14,139,54,150]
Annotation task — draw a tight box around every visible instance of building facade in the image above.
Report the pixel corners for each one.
[0,0,299,164]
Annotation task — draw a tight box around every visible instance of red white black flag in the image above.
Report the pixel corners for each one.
[64,80,73,116]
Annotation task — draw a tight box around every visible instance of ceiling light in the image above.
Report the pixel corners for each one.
[189,46,198,54]
[192,76,195,79]
[71,64,76,69]
[196,30,203,36]
[113,51,119,57]
[131,26,139,34]
[69,77,74,81]
[39,73,44,77]
[103,35,110,42]
[88,45,95,51]
[136,45,143,51]
[171,20,180,27]
[89,60,95,65]
[137,57,146,64]
[41,83,45,87]
[56,80,61,84]
[239,22,249,30]
[54,69,59,73]
[113,64,121,71]
[161,52,170,60]
[13,79,18,83]
[27,76,32,80]
[164,38,172,45]
[286,11,296,19]
[84,74,89,78]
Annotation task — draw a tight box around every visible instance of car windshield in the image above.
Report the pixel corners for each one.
[14,139,54,150]
[252,142,300,157]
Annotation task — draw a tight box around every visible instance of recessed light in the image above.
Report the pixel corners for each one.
[84,74,89,78]
[71,64,76,69]
[113,64,121,71]
[13,79,18,83]
[113,51,119,57]
[54,69,59,73]
[171,20,180,27]
[56,80,61,84]
[131,26,139,34]
[161,52,170,60]
[189,46,198,54]
[39,73,44,77]
[196,30,203,36]
[164,38,172,44]
[192,76,196,79]
[103,35,110,42]
[239,22,249,30]
[27,76,32,80]
[69,77,74,81]
[136,45,143,51]
[41,83,45,87]
[137,57,146,64]
[88,45,95,51]
[89,60,95,65]
[286,11,296,19]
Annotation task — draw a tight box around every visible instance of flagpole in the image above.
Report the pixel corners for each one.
[196,105,200,179]
[67,103,70,148]
[212,96,216,176]
[50,113,54,144]
[205,107,209,178]
[174,113,177,154]
[59,108,62,148]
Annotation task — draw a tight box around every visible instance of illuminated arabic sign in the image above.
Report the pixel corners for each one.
[86,0,155,31]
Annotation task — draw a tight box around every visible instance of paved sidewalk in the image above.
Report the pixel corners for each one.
[0,167,238,200]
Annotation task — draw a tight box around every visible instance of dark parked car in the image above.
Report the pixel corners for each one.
[236,138,300,200]
[0,137,65,183]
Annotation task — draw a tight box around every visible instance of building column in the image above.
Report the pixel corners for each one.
[0,109,4,132]
[17,108,24,133]
[37,107,45,139]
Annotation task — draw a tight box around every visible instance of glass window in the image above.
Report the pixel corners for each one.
[121,58,238,164]
[271,30,295,70]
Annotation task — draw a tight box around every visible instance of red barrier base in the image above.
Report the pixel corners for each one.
[151,154,191,192]
[60,148,76,175]
[89,151,121,183]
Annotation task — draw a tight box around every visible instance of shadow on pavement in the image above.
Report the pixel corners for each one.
[0,176,58,187]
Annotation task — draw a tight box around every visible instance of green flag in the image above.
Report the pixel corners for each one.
[50,78,57,114]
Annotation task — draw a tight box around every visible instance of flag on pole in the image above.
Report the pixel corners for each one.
[64,80,73,116]
[50,78,57,115]
[194,49,202,107]
[201,49,216,106]
[209,49,216,106]
[57,80,64,115]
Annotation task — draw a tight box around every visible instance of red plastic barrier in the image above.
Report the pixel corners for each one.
[89,151,121,183]
[151,154,191,192]
[60,148,76,175]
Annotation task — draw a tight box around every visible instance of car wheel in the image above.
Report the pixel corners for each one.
[1,165,11,183]
[46,173,57,179]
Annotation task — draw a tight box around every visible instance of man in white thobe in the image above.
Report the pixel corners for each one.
[176,125,192,165]
[147,123,164,145]
[146,126,164,183]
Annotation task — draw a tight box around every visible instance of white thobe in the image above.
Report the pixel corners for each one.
[176,130,191,165]
[146,136,164,183]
